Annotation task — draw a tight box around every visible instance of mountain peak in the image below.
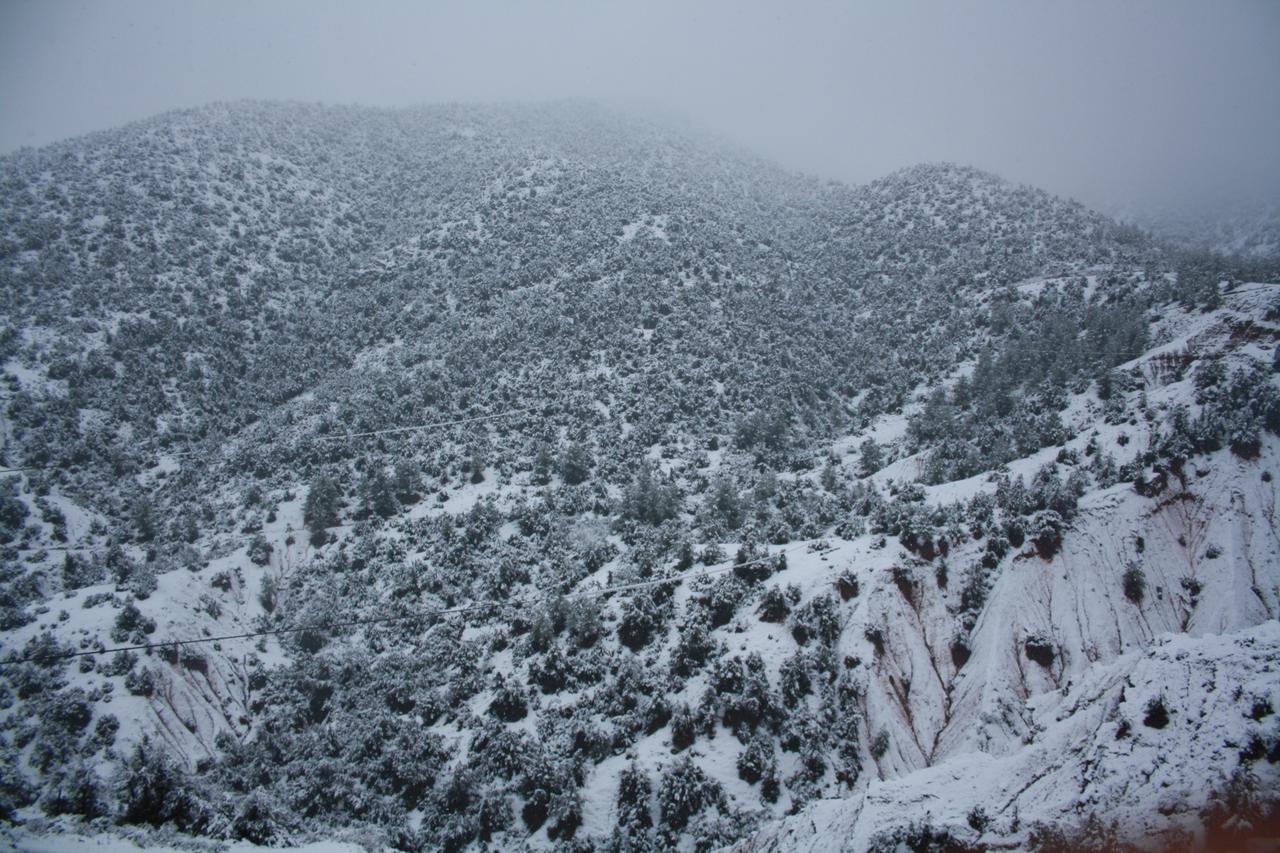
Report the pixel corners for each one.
[876,160,1004,186]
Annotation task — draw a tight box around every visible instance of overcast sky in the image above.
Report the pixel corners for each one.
[1,0,1277,211]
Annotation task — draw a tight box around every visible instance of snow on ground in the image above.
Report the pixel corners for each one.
[5,826,366,853]
[734,291,1280,849]
[402,469,512,521]
[3,282,1276,849]
[744,620,1280,851]
[4,360,46,388]
[617,214,669,244]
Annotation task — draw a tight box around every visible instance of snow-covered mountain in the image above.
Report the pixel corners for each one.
[1125,201,1280,261]
[0,102,1276,851]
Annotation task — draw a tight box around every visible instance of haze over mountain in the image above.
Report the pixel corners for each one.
[4,0,1279,242]
[0,101,1277,851]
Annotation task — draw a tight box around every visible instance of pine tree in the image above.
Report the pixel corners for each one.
[859,437,884,477]
[621,461,681,525]
[0,479,28,544]
[708,477,743,529]
[671,704,697,752]
[130,497,155,542]
[358,467,397,518]
[467,445,487,484]
[659,757,722,831]
[736,731,776,785]
[303,474,341,535]
[531,443,554,485]
[616,761,652,828]
[246,533,272,566]
[559,442,593,485]
[392,460,422,501]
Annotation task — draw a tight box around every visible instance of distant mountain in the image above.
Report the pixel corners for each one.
[1111,197,1280,259]
[0,102,1156,532]
[0,101,1276,851]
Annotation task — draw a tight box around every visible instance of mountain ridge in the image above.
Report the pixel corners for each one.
[0,100,1276,851]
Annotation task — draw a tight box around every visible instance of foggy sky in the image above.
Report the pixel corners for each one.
[2,0,1278,212]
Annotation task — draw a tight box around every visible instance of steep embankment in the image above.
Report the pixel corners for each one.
[735,284,1280,849]
[745,621,1280,851]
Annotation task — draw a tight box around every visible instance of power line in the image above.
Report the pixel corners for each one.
[5,303,1274,482]
[7,468,540,556]
[12,521,358,556]
[0,406,532,477]
[0,464,60,475]
[1,340,1264,481]
[0,405,533,556]
[0,543,810,667]
[0,336,1267,553]
[307,408,533,443]
[1222,283,1280,295]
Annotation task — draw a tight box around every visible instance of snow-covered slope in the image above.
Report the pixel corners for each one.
[1131,201,1280,261]
[1,103,1277,850]
[730,286,1280,849]
[744,621,1280,851]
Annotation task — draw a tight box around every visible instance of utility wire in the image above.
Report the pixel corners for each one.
[5,481,508,557]
[308,409,533,443]
[4,315,1273,476]
[7,341,1253,481]
[12,521,360,556]
[0,343,1254,479]
[0,542,810,667]
[0,336,1267,552]
[0,406,531,477]
[0,464,61,475]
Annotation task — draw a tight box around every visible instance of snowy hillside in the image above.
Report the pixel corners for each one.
[0,102,1277,850]
[744,621,1280,852]
[1130,201,1280,261]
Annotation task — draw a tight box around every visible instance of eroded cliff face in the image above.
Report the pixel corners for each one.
[744,621,1280,851]
[741,291,1280,850]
